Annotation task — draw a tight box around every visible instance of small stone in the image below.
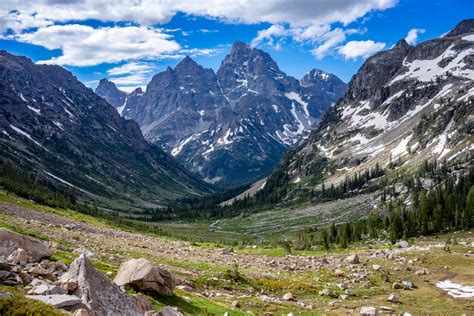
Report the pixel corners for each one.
[392,281,403,289]
[372,264,381,271]
[397,240,409,248]
[345,289,355,296]
[340,294,349,300]
[415,268,429,275]
[158,306,183,316]
[345,254,360,264]
[387,294,398,303]
[283,292,293,301]
[360,306,377,316]
[337,283,348,290]
[402,280,414,290]
[0,292,13,299]
[335,269,344,276]
[379,306,394,312]
[176,285,193,292]
[231,300,241,308]
[319,288,337,298]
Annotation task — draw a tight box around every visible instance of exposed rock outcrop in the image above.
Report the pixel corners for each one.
[0,228,51,262]
[60,254,143,315]
[114,258,175,296]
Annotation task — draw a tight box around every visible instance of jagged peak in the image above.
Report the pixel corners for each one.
[176,55,199,67]
[130,87,143,95]
[231,41,251,53]
[446,19,474,37]
[394,39,411,49]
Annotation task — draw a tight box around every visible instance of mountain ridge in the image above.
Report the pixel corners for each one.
[99,42,346,187]
[0,50,211,212]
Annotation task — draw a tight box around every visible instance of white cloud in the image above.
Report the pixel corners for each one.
[10,24,180,66]
[1,0,398,33]
[107,62,155,76]
[1,0,398,65]
[337,40,386,59]
[405,28,425,45]
[311,28,347,59]
[251,24,288,48]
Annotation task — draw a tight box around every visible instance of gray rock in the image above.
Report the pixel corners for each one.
[397,240,410,248]
[402,280,414,290]
[26,294,82,308]
[345,254,360,264]
[60,254,142,315]
[0,292,13,299]
[319,288,337,298]
[0,228,51,262]
[282,292,293,301]
[387,294,398,303]
[114,258,175,296]
[28,282,68,295]
[360,306,378,316]
[158,306,183,316]
[379,306,394,313]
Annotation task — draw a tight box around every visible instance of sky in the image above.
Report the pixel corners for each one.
[0,0,472,92]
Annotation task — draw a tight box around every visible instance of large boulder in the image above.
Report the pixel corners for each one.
[114,258,175,295]
[0,228,51,262]
[60,254,142,315]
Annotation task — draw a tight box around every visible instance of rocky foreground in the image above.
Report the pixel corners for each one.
[0,197,473,315]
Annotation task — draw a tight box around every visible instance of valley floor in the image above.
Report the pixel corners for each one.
[0,190,473,315]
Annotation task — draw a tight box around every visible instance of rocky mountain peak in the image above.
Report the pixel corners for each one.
[301,69,337,86]
[114,41,346,187]
[394,39,411,49]
[230,41,251,54]
[446,18,474,37]
[95,78,127,108]
[175,55,201,72]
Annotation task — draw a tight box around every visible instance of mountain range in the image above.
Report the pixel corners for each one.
[96,41,346,187]
[246,19,474,201]
[0,51,211,212]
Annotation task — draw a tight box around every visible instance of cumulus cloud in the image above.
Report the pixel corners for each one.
[1,0,398,65]
[1,0,398,32]
[10,24,180,66]
[405,28,425,45]
[107,62,155,76]
[337,40,386,59]
[251,24,288,49]
[311,28,348,59]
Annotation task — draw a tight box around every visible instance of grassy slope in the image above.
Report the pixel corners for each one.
[0,189,472,315]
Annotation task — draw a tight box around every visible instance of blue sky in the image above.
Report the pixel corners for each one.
[0,0,472,92]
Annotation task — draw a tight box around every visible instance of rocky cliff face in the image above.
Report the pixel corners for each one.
[277,19,474,188]
[94,78,128,108]
[0,51,210,212]
[116,42,346,187]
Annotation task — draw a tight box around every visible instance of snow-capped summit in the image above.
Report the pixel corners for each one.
[107,42,346,187]
[280,19,474,185]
